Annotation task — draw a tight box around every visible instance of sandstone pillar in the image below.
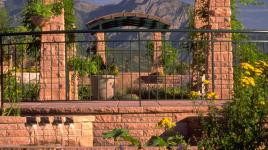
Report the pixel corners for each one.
[195,0,233,99]
[95,32,106,64]
[67,34,78,100]
[39,0,66,100]
[151,32,164,75]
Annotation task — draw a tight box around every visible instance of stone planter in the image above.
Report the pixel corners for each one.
[91,75,116,100]
[31,16,49,27]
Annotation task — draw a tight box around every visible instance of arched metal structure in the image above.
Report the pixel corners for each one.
[87,12,170,30]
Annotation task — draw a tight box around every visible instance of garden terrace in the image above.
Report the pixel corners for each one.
[1,29,268,104]
[0,29,268,148]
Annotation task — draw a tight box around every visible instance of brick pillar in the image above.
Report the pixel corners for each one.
[95,32,106,64]
[151,32,164,75]
[195,0,233,99]
[39,0,66,100]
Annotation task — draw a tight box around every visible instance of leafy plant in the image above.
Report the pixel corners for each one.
[146,41,187,75]
[68,57,99,76]
[78,85,91,100]
[22,0,64,30]
[198,60,268,150]
[128,87,190,100]
[103,128,141,148]
[2,73,21,116]
[0,8,9,32]
[68,55,120,76]
[103,118,189,149]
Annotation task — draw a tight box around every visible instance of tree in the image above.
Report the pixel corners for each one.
[0,8,9,32]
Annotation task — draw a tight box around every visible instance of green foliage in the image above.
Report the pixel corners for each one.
[1,106,21,116]
[68,55,120,76]
[103,128,141,147]
[22,0,63,30]
[129,87,189,100]
[147,136,167,147]
[3,73,40,102]
[198,61,268,150]
[104,119,188,149]
[64,0,76,30]
[147,134,188,149]
[146,41,188,75]
[68,57,99,76]
[78,85,91,100]
[0,8,9,32]
[2,73,21,116]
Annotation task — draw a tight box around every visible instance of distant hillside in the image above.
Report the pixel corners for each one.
[3,0,191,31]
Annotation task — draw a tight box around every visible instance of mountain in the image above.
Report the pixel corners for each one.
[78,0,191,42]
[3,0,190,31]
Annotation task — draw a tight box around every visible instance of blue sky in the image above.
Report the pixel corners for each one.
[87,0,268,29]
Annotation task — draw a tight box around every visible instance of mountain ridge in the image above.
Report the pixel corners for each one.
[3,0,190,30]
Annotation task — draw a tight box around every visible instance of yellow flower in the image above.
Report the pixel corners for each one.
[254,68,263,76]
[203,80,210,85]
[240,76,255,87]
[206,92,218,99]
[157,118,176,129]
[189,91,201,99]
[240,63,255,71]
[256,60,268,67]
[258,100,265,106]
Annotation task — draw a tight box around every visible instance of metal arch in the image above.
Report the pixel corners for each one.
[86,12,171,30]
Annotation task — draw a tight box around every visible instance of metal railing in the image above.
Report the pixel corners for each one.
[0,29,267,106]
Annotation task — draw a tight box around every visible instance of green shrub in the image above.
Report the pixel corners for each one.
[3,73,39,102]
[22,0,63,29]
[128,87,190,100]
[198,60,268,150]
[78,85,91,100]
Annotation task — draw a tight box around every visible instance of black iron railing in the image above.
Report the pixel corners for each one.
[0,29,267,106]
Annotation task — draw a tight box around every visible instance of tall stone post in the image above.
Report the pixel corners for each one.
[39,0,66,100]
[195,0,233,99]
[95,32,106,64]
[151,32,164,75]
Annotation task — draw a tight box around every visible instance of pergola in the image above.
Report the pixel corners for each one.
[86,12,171,74]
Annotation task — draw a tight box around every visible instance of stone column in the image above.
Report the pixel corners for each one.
[67,34,78,100]
[39,0,66,100]
[95,32,106,64]
[195,0,233,99]
[151,32,164,75]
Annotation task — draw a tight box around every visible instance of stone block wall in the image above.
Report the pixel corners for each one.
[0,116,95,147]
[39,0,66,100]
[92,107,202,146]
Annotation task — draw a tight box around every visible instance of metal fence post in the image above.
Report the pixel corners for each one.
[0,35,4,109]
[211,32,215,92]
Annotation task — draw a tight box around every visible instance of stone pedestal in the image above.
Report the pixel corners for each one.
[194,0,233,99]
[39,0,66,100]
[95,32,106,64]
[151,32,164,75]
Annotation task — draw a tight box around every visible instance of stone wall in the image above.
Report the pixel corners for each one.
[0,116,94,147]
[194,0,233,99]
[92,107,201,146]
